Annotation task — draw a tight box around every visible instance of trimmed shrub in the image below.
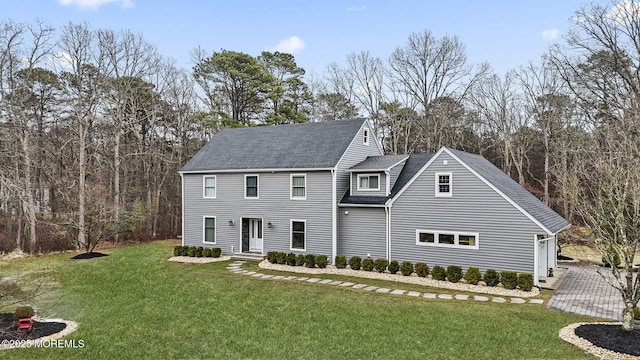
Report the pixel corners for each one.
[187,246,196,257]
[212,248,222,258]
[349,256,362,270]
[14,305,35,319]
[517,272,534,291]
[501,270,518,290]
[602,247,621,268]
[362,258,374,271]
[431,265,446,281]
[267,252,278,264]
[400,261,414,276]
[202,248,212,257]
[274,252,286,264]
[463,267,482,285]
[295,254,306,266]
[373,258,388,273]
[173,245,182,256]
[335,255,347,269]
[316,255,329,268]
[446,265,463,283]
[388,260,400,274]
[286,253,297,266]
[305,254,316,268]
[484,269,500,287]
[180,246,189,256]
[195,247,204,257]
[415,262,429,277]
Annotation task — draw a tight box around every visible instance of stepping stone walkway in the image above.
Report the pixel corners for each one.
[225,261,545,305]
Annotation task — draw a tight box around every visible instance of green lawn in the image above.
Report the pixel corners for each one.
[2,241,594,359]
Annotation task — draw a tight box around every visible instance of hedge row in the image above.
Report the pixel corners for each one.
[266,251,329,269]
[174,245,221,258]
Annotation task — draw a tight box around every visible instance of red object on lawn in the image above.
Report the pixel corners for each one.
[18,317,32,332]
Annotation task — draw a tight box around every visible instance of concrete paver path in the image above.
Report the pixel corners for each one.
[547,264,625,320]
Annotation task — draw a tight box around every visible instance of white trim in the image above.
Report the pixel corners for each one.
[435,172,453,197]
[290,173,307,200]
[345,156,409,173]
[363,128,369,145]
[415,229,479,250]
[179,167,332,174]
[180,173,185,246]
[203,216,217,244]
[244,174,259,199]
[202,175,216,199]
[290,219,307,251]
[357,174,380,191]
[331,169,337,264]
[388,147,445,205]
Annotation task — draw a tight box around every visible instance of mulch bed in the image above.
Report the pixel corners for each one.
[574,323,640,357]
[0,313,66,341]
[71,251,108,260]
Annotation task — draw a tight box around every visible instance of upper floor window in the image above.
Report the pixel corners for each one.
[435,172,452,197]
[245,175,258,198]
[357,174,380,191]
[203,176,216,198]
[363,129,369,145]
[291,174,306,200]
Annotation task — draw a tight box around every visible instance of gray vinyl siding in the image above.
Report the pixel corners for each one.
[351,172,387,196]
[389,161,406,189]
[339,207,386,259]
[336,123,384,201]
[390,152,544,274]
[182,171,333,255]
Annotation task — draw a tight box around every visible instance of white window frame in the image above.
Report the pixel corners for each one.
[363,128,369,145]
[435,172,453,197]
[244,174,259,199]
[203,175,216,199]
[290,219,306,251]
[203,216,217,244]
[290,173,307,200]
[415,229,479,249]
[357,174,380,191]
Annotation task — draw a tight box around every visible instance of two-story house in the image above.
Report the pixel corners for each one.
[179,118,570,285]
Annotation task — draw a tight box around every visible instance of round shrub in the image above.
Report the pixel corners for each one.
[446,265,463,283]
[362,258,374,271]
[463,267,481,285]
[267,252,278,264]
[180,246,189,256]
[484,269,500,287]
[501,270,518,290]
[431,265,446,281]
[316,255,329,269]
[305,254,316,268]
[349,256,362,270]
[187,247,196,257]
[202,248,212,257]
[275,252,287,265]
[388,260,400,274]
[400,261,414,276]
[195,246,204,257]
[14,305,35,319]
[173,245,182,256]
[373,258,388,273]
[286,253,297,266]
[212,248,222,258]
[415,262,429,277]
[602,247,621,268]
[335,255,347,269]
[517,272,534,291]
[295,254,306,266]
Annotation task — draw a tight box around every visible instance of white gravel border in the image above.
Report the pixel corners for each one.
[167,255,231,263]
[1,317,78,350]
[559,322,640,360]
[259,260,540,298]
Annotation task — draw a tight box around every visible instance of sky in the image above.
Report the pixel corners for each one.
[2,0,607,77]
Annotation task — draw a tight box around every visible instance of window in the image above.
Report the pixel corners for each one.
[363,129,369,145]
[203,176,216,198]
[291,174,306,200]
[203,217,216,243]
[357,174,380,191]
[291,220,306,250]
[435,173,452,197]
[416,230,478,249]
[245,175,258,198]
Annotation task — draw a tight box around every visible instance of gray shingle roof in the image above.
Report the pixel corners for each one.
[447,148,570,234]
[348,155,409,171]
[180,119,367,172]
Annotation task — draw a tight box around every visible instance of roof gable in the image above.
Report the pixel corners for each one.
[181,119,367,172]
[348,155,409,172]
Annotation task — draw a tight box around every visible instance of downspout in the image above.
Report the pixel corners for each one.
[386,204,392,261]
[331,168,337,265]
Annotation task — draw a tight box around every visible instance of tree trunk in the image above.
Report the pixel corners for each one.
[78,120,86,251]
[622,300,635,331]
[114,129,120,242]
[20,134,37,253]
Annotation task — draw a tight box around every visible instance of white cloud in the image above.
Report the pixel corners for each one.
[347,6,367,12]
[541,28,559,40]
[270,36,305,54]
[57,0,134,10]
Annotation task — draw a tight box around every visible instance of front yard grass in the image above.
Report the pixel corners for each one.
[2,241,593,359]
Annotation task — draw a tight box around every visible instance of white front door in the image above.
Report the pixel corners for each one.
[538,240,548,277]
[249,218,263,252]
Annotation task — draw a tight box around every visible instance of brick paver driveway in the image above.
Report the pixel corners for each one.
[547,264,626,320]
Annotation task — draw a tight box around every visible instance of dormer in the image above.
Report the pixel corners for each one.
[347,155,409,197]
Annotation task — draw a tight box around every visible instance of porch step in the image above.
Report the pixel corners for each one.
[230,253,265,262]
